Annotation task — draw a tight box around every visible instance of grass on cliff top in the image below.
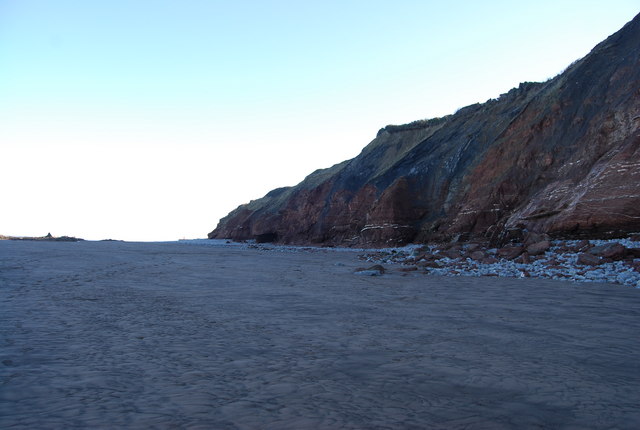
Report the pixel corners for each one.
[241,160,350,214]
[239,80,550,216]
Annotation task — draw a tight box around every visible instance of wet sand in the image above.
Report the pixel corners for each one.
[1,240,639,429]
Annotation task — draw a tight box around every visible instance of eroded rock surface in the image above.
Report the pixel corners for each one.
[211,14,640,247]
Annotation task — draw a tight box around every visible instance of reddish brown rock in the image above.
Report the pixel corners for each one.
[414,252,433,262]
[210,15,640,246]
[465,243,481,252]
[575,240,592,252]
[469,250,486,261]
[497,246,525,260]
[577,253,602,266]
[526,240,551,256]
[514,252,531,264]
[418,260,443,269]
[604,244,628,260]
[589,243,627,260]
[438,249,462,260]
[524,232,549,246]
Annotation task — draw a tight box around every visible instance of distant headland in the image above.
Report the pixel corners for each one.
[0,232,84,242]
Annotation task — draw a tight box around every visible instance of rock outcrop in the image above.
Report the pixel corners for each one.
[0,233,84,242]
[210,13,640,247]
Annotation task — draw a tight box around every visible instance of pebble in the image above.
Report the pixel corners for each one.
[360,237,640,287]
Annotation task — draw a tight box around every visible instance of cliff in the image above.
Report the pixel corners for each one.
[210,13,640,247]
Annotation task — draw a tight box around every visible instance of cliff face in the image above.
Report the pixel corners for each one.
[210,14,640,246]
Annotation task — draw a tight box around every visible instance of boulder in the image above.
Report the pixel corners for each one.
[438,249,462,260]
[577,253,602,266]
[354,265,386,276]
[526,240,551,256]
[589,243,627,260]
[418,260,443,268]
[514,252,531,264]
[465,243,481,252]
[497,246,525,260]
[481,256,499,264]
[469,250,486,261]
[575,240,592,252]
[524,232,549,246]
[414,252,433,262]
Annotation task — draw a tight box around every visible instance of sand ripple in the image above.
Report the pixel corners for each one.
[1,241,639,429]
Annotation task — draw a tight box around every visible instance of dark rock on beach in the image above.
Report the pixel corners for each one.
[497,245,525,260]
[526,240,551,256]
[0,233,84,242]
[357,236,640,286]
[354,264,386,276]
[469,250,486,261]
[589,242,628,260]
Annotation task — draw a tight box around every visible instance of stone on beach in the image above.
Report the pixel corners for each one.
[526,240,551,256]
[469,250,486,261]
[354,264,386,276]
[497,245,525,260]
[589,242,628,260]
[358,235,640,287]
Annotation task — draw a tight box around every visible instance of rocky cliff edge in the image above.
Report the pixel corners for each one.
[210,13,640,247]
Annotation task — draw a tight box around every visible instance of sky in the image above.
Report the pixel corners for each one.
[1,1,639,241]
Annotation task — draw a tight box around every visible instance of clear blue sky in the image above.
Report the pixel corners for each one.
[1,1,638,241]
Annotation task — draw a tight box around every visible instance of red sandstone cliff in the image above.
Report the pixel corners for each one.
[210,13,640,246]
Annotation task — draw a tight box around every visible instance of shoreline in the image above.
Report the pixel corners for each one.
[186,236,640,288]
[5,233,637,287]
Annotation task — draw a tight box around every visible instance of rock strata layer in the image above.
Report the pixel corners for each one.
[210,14,640,247]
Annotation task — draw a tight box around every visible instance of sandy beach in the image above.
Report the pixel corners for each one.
[1,240,639,429]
